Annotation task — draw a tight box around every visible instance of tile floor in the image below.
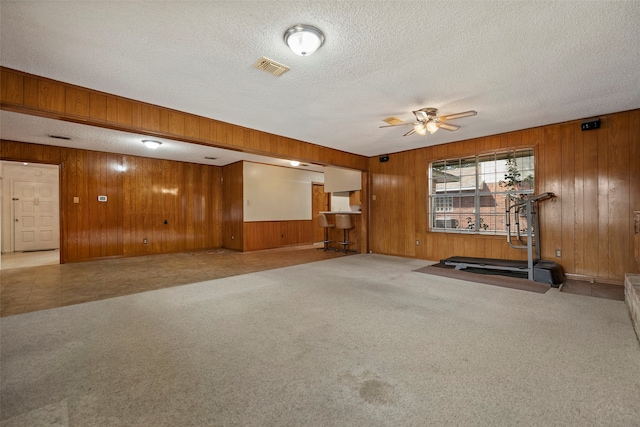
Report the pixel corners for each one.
[1,249,60,270]
[0,245,347,317]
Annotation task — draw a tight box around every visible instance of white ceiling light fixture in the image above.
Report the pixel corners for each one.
[284,24,325,57]
[142,139,162,149]
[290,160,300,167]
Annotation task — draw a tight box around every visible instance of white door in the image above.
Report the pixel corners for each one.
[13,181,60,252]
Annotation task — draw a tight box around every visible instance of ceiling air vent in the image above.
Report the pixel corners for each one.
[48,134,71,140]
[252,57,290,77]
[382,116,404,126]
[204,157,217,160]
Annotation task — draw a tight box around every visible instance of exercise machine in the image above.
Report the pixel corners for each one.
[442,192,564,286]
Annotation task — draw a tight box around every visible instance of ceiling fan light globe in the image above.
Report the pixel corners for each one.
[414,123,427,136]
[426,121,439,134]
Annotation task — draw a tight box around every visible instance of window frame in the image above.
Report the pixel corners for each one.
[433,196,454,213]
[428,148,535,234]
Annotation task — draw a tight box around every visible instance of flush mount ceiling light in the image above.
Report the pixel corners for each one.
[142,140,162,149]
[290,160,300,167]
[284,24,324,56]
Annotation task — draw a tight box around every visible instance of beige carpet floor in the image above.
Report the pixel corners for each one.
[1,254,639,426]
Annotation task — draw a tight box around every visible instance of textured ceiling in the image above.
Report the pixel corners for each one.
[1,1,639,162]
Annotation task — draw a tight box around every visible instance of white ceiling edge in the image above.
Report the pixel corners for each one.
[0,111,326,173]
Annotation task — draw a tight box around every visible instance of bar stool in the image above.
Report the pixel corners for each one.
[317,214,335,251]
[335,214,356,253]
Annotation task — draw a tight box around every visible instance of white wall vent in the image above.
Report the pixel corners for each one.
[252,57,291,77]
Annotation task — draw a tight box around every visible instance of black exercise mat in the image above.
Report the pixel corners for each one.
[413,262,550,294]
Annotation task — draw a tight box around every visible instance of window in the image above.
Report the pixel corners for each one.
[434,196,453,212]
[428,149,534,234]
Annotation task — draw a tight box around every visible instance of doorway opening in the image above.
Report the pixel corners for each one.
[311,183,330,244]
[0,161,60,269]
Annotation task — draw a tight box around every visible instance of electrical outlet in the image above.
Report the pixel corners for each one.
[415,240,420,246]
[143,238,147,244]
[556,249,561,257]
[231,235,235,240]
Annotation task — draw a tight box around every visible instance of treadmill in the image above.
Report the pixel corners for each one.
[442,192,564,286]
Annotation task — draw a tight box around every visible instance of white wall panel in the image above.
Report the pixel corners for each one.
[323,166,361,193]
[243,162,324,222]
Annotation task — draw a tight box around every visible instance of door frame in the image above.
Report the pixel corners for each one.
[1,160,62,264]
[311,182,330,243]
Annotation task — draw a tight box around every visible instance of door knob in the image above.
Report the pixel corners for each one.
[15,218,19,222]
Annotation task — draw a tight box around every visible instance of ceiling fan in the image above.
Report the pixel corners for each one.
[380,108,477,137]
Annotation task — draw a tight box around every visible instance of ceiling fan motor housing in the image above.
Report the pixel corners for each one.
[421,108,438,117]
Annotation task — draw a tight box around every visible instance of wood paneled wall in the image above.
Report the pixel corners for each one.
[0,67,367,171]
[1,140,222,262]
[221,162,244,251]
[369,153,417,258]
[369,110,640,282]
[244,220,313,251]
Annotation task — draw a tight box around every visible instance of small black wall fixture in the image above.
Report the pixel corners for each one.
[379,155,390,163]
[581,118,601,131]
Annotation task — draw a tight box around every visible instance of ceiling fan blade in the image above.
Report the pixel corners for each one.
[438,110,477,121]
[379,122,416,128]
[403,128,416,137]
[438,122,460,131]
